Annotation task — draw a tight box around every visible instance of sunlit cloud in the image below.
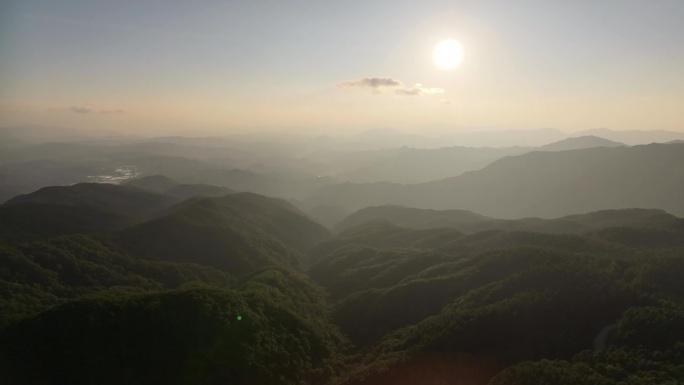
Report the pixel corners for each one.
[67,106,93,114]
[337,78,445,97]
[414,83,445,94]
[337,77,404,90]
[394,83,446,96]
[419,87,445,94]
[64,106,125,114]
[394,88,421,96]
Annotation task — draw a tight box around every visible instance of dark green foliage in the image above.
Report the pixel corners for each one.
[2,182,683,385]
[116,192,330,274]
[489,303,684,384]
[0,235,232,325]
[117,213,301,274]
[592,227,684,248]
[316,220,684,384]
[0,273,346,385]
[490,360,613,385]
[617,304,684,351]
[0,203,134,241]
[311,221,463,260]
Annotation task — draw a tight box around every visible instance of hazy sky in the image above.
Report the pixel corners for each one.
[1,0,683,135]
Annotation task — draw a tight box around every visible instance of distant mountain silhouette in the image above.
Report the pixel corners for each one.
[326,136,626,184]
[538,135,625,151]
[306,143,684,218]
[333,146,529,183]
[574,128,684,145]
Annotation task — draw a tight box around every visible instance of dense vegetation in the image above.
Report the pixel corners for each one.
[1,182,683,384]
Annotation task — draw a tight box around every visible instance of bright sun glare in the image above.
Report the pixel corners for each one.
[433,39,464,70]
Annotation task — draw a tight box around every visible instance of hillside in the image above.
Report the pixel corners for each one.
[1,268,345,385]
[125,175,235,198]
[335,206,493,233]
[164,183,234,199]
[5,183,178,218]
[123,174,179,193]
[575,128,684,145]
[115,193,331,274]
[306,143,684,218]
[335,205,680,234]
[306,220,684,384]
[1,179,683,385]
[0,235,232,325]
[333,146,529,184]
[0,203,134,241]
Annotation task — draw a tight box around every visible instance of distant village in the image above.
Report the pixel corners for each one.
[86,166,141,185]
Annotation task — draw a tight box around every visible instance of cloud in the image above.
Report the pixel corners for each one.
[65,106,124,114]
[337,77,404,89]
[394,88,421,96]
[337,77,446,97]
[419,87,445,94]
[68,106,93,114]
[394,84,446,96]
[441,99,453,105]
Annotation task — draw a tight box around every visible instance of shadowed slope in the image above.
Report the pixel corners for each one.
[116,193,331,274]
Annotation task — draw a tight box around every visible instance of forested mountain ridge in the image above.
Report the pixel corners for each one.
[335,205,681,234]
[309,220,684,385]
[4,183,178,217]
[116,193,331,274]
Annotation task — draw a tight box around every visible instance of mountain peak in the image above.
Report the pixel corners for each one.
[539,135,625,151]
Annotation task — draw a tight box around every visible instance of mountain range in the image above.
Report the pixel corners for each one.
[305,143,684,218]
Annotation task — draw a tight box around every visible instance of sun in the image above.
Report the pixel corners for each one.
[433,39,464,70]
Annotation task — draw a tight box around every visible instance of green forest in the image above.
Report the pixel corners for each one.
[1,182,683,384]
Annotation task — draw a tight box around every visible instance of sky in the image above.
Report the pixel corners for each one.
[1,0,683,136]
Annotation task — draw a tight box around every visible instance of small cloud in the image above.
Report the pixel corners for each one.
[441,99,453,105]
[419,87,445,94]
[394,88,422,96]
[64,106,124,114]
[414,84,445,94]
[337,77,404,89]
[394,84,446,96]
[68,106,93,114]
[337,77,445,97]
